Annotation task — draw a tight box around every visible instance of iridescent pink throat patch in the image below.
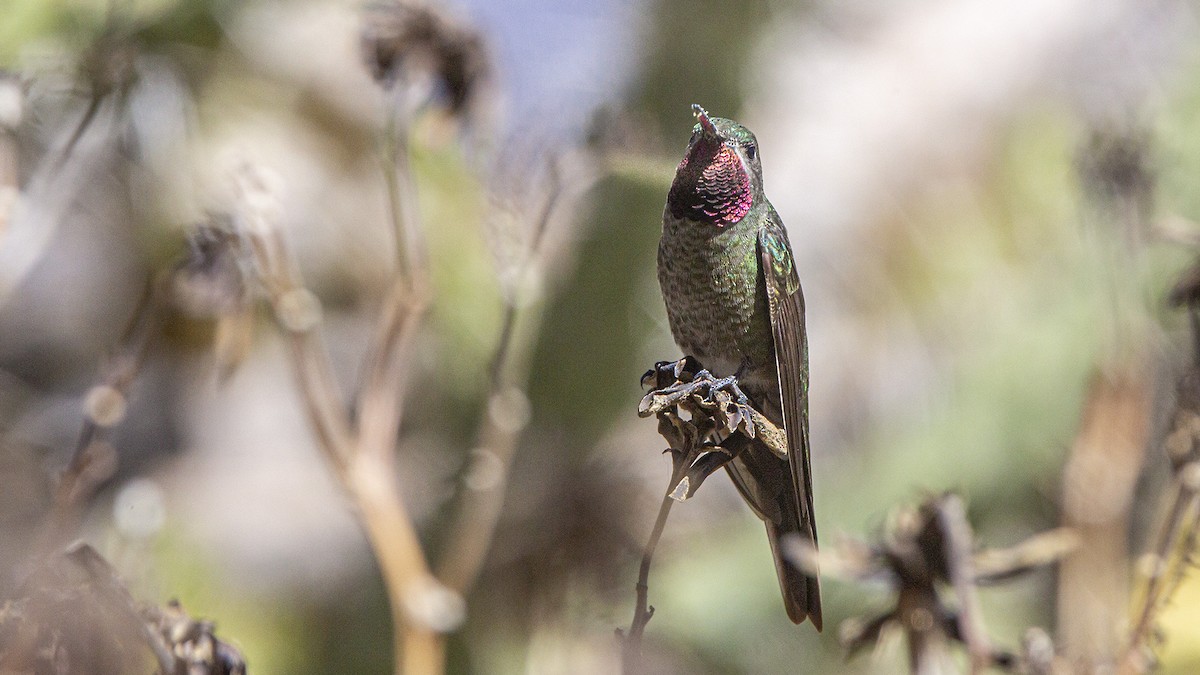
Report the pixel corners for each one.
[667,140,752,226]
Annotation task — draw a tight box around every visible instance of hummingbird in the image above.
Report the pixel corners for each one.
[656,104,821,628]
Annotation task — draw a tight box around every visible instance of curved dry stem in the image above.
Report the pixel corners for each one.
[382,94,428,279]
[35,276,161,557]
[621,491,674,673]
[934,496,993,674]
[356,275,430,461]
[621,448,694,674]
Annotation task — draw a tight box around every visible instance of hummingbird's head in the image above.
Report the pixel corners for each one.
[667,104,762,227]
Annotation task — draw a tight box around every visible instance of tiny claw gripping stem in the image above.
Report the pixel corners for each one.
[637,357,754,422]
[642,358,698,391]
[641,362,670,390]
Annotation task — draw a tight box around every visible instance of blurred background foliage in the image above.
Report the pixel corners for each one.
[2,0,1200,673]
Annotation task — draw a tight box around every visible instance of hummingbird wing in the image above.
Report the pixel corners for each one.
[757,210,822,629]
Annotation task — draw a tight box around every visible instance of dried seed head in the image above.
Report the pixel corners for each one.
[147,599,247,675]
[360,2,489,118]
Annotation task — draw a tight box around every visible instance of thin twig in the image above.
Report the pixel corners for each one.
[356,89,432,464]
[35,276,161,557]
[256,227,356,467]
[897,586,953,675]
[935,496,993,674]
[356,275,429,464]
[349,450,447,675]
[621,457,688,674]
[381,91,428,278]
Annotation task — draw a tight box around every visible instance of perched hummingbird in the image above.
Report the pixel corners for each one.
[657,105,821,628]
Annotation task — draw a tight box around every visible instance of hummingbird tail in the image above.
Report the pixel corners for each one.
[723,441,822,629]
[766,508,823,630]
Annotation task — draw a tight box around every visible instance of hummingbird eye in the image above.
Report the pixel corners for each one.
[745,143,757,160]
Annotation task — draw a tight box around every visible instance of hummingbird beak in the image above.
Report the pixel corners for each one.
[692,104,717,136]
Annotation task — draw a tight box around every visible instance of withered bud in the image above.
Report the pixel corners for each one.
[171,217,247,319]
[360,2,489,117]
[1168,262,1200,309]
[81,30,139,100]
[1077,127,1154,203]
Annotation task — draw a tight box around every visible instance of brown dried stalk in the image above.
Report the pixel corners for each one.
[234,153,450,675]
[620,457,686,675]
[619,408,706,674]
[225,7,498,671]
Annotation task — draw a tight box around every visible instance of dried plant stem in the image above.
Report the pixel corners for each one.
[382,98,427,278]
[244,162,442,674]
[356,276,429,460]
[265,279,442,675]
[35,277,160,557]
[368,98,444,675]
[935,496,993,674]
[433,371,529,593]
[350,450,445,675]
[896,587,953,675]
[283,328,356,462]
[621,453,690,674]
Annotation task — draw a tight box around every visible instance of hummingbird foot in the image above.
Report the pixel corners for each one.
[639,366,749,415]
[640,356,704,390]
[638,357,759,441]
[639,357,789,459]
